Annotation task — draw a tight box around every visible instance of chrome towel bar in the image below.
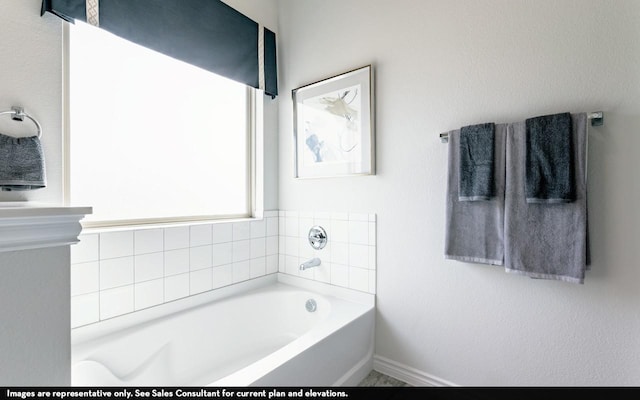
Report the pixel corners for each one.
[439,111,603,143]
[0,106,42,138]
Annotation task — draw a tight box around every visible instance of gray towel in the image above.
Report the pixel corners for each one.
[445,124,506,265]
[505,113,588,283]
[525,112,575,203]
[459,122,496,201]
[0,133,46,191]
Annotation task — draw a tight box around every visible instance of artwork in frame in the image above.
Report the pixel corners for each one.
[292,65,374,178]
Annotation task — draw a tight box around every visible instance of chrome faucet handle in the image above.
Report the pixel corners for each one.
[308,226,327,250]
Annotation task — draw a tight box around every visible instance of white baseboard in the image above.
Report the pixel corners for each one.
[373,355,458,387]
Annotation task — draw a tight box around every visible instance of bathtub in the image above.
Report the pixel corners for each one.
[71,274,375,386]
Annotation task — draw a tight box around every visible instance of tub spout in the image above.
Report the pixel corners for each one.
[299,257,321,270]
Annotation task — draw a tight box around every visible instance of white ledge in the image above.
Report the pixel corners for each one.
[0,202,92,252]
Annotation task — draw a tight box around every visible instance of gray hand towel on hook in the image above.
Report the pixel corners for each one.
[0,133,46,191]
[525,112,575,203]
[459,122,496,201]
[445,124,506,265]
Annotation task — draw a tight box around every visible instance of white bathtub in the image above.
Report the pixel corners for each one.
[71,274,375,386]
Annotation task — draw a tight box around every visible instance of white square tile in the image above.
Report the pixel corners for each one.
[71,234,99,264]
[190,268,213,295]
[164,249,189,276]
[266,217,278,237]
[134,279,164,310]
[264,210,278,218]
[71,293,99,328]
[299,211,314,219]
[266,236,278,256]
[368,270,376,294]
[368,213,377,222]
[100,231,134,260]
[278,217,285,236]
[331,212,349,221]
[299,218,314,237]
[250,219,266,238]
[299,237,314,258]
[232,260,251,283]
[212,242,233,267]
[331,220,349,243]
[250,238,266,259]
[165,227,189,250]
[314,211,332,220]
[190,225,212,247]
[232,222,251,241]
[134,252,164,282]
[232,240,251,262]
[212,223,233,244]
[284,236,299,257]
[285,255,300,276]
[250,257,266,278]
[278,255,285,272]
[285,217,299,237]
[331,242,348,265]
[330,264,349,287]
[349,213,369,221]
[134,229,163,255]
[99,257,134,290]
[349,267,369,292]
[285,210,299,218]
[348,221,369,245]
[278,210,286,217]
[266,254,278,274]
[190,245,212,271]
[100,285,134,320]
[165,273,190,302]
[71,262,99,296]
[212,265,233,289]
[349,244,369,269]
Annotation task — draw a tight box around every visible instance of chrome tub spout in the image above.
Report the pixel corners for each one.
[299,257,321,270]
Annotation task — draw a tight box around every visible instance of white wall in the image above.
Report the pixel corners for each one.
[277,0,640,386]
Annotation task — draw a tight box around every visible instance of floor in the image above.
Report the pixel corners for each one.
[358,370,411,387]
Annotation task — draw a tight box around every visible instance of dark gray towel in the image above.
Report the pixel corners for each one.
[445,124,506,265]
[525,112,575,203]
[459,122,495,201]
[505,113,588,283]
[0,133,46,191]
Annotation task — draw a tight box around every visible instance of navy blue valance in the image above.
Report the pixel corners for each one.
[41,0,278,97]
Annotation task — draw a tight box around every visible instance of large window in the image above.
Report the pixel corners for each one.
[67,21,253,226]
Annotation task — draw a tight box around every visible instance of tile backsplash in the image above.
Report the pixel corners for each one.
[70,209,376,328]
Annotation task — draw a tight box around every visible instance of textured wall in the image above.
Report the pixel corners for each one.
[277,0,640,385]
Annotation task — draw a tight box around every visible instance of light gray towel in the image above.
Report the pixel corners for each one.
[0,133,46,191]
[445,124,506,265]
[525,112,575,203]
[504,113,588,283]
[459,122,496,201]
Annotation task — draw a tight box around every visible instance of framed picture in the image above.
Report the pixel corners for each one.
[292,65,374,178]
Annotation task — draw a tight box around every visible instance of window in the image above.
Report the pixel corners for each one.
[66,21,254,226]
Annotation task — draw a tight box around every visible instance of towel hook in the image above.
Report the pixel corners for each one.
[0,107,43,138]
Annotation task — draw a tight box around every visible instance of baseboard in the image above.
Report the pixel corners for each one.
[373,355,458,387]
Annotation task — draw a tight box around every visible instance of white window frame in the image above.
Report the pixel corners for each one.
[62,22,264,229]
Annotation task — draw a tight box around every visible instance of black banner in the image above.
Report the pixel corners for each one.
[2,387,640,400]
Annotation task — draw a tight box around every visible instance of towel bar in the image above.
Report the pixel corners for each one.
[0,106,43,138]
[439,111,604,143]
